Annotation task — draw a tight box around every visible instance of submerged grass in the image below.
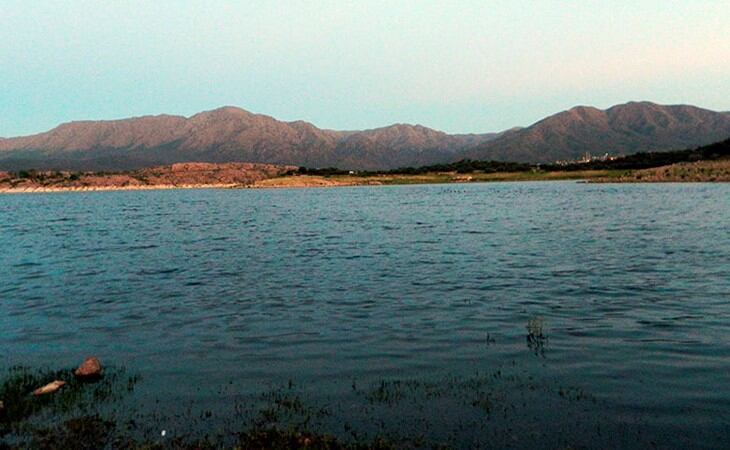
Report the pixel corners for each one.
[0,365,142,449]
[0,366,138,435]
[0,363,638,449]
[526,317,548,357]
[0,367,398,449]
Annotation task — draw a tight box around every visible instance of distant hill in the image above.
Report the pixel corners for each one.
[1,102,729,170]
[0,107,497,171]
[460,102,730,163]
[313,136,727,177]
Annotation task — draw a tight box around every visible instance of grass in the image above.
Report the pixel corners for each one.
[0,365,140,449]
[0,366,137,434]
[258,169,629,189]
[526,317,548,357]
[589,159,730,183]
[0,367,397,449]
[327,169,627,185]
[3,167,635,192]
[0,361,640,449]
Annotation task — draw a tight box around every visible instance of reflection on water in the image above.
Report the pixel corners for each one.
[1,182,730,448]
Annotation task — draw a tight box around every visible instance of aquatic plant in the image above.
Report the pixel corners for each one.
[0,365,138,447]
[526,316,548,356]
[28,415,115,450]
[0,365,629,449]
[236,428,396,450]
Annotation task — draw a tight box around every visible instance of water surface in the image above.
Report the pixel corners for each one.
[1,182,729,448]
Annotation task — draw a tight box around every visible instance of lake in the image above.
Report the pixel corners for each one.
[1,182,729,449]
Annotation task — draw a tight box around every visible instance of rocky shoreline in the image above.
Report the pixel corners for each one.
[0,162,296,194]
[2,160,728,194]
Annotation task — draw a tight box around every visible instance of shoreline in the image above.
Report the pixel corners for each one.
[0,177,594,194]
[0,170,626,194]
[0,183,242,194]
[2,167,728,194]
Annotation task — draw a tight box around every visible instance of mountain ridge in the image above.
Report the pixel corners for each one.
[463,101,730,163]
[1,102,730,170]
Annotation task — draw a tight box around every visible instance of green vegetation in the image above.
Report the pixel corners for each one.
[391,160,534,174]
[542,137,730,171]
[0,366,137,433]
[4,170,85,186]
[526,317,548,357]
[0,365,139,449]
[294,160,536,177]
[4,138,728,190]
[295,160,535,176]
[294,137,730,178]
[319,169,627,186]
[293,167,352,176]
[0,367,396,449]
[0,367,616,450]
[591,159,730,183]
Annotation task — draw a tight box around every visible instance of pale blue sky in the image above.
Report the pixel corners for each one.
[1,1,729,137]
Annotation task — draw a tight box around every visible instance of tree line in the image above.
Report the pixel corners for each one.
[295,137,730,175]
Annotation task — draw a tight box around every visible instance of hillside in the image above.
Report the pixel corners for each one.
[0,162,295,192]
[1,102,730,170]
[461,102,730,163]
[0,108,496,171]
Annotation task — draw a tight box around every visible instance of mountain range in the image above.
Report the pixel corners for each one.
[1,102,729,171]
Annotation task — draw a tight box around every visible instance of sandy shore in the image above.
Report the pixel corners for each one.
[250,175,380,189]
[0,178,371,193]
[0,183,243,194]
[8,163,727,193]
[0,170,626,193]
[249,170,624,188]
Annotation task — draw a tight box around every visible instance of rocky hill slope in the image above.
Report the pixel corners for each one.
[0,162,295,192]
[0,107,497,171]
[1,102,729,170]
[461,102,730,163]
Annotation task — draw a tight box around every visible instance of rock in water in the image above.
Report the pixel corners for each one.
[74,357,103,379]
[32,380,66,396]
